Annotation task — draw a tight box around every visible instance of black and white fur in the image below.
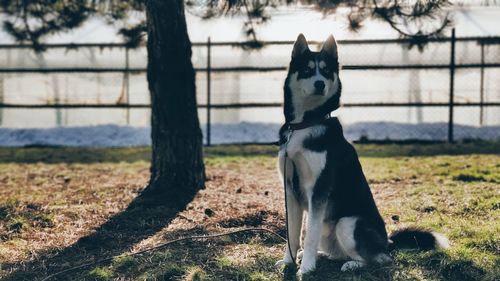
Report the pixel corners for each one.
[276,34,449,275]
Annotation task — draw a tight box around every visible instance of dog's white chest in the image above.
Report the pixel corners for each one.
[279,126,327,201]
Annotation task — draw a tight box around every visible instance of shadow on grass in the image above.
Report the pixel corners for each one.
[196,247,492,281]
[79,228,285,281]
[0,147,152,164]
[3,214,288,281]
[0,145,278,164]
[297,251,491,281]
[2,192,184,281]
[0,141,499,164]
[3,208,492,281]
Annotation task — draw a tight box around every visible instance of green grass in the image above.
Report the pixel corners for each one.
[0,140,498,163]
[0,143,498,281]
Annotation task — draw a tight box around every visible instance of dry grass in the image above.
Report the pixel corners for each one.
[0,143,498,281]
[0,162,149,263]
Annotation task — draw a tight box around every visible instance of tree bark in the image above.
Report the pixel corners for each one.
[143,0,205,208]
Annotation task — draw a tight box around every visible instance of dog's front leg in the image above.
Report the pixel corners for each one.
[298,203,326,275]
[276,189,303,266]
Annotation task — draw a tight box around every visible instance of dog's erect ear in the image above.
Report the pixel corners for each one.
[321,35,338,59]
[292,33,309,58]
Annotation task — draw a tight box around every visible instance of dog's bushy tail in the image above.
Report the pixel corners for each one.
[388,227,450,251]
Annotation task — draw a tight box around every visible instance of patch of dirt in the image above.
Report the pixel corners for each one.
[218,210,281,228]
[156,159,286,246]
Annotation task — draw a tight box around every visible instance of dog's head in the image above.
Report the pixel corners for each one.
[284,34,341,123]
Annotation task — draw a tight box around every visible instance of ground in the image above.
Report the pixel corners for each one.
[0,143,498,281]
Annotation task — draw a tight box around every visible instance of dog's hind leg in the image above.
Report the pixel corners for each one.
[335,217,391,271]
[319,221,348,260]
[335,217,366,271]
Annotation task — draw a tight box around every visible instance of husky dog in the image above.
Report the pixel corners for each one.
[276,34,449,275]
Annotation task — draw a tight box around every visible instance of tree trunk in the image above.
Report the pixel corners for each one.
[143,0,205,208]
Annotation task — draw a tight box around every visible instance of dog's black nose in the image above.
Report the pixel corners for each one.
[314,81,325,91]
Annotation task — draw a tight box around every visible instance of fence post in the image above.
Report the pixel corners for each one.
[479,41,485,126]
[125,47,130,125]
[448,28,456,143]
[206,37,212,146]
[0,75,3,126]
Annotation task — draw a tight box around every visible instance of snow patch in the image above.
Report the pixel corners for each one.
[0,122,498,147]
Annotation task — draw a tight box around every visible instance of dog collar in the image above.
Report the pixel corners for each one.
[276,114,332,146]
[286,114,331,131]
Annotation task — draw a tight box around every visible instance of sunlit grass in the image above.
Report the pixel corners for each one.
[0,143,498,280]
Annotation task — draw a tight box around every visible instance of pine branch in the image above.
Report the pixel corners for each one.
[1,0,454,50]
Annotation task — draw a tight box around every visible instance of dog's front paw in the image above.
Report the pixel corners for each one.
[340,260,365,272]
[275,257,294,268]
[297,263,315,276]
[276,250,297,268]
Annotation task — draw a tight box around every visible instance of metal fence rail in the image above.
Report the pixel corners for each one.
[0,28,499,144]
[2,63,500,73]
[1,102,499,109]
